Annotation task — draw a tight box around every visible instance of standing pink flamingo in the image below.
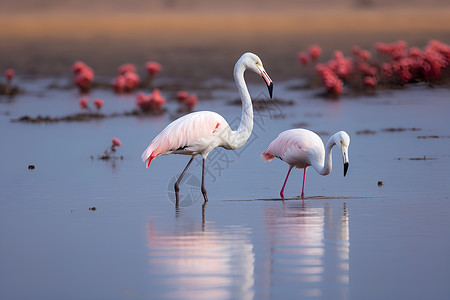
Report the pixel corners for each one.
[261,129,350,198]
[142,53,273,204]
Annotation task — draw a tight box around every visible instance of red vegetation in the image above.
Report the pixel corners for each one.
[298,40,450,96]
[112,64,140,93]
[72,61,94,93]
[136,89,166,112]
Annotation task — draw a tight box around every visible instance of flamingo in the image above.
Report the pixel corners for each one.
[261,129,350,198]
[142,52,273,204]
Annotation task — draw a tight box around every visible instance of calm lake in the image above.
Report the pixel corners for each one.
[1,77,449,300]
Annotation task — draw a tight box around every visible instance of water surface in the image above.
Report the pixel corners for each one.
[1,79,449,300]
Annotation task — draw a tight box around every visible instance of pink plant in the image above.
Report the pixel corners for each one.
[300,39,450,95]
[184,94,198,110]
[375,40,407,60]
[72,61,88,74]
[309,45,321,61]
[382,63,393,79]
[124,71,140,91]
[118,64,137,75]
[111,75,126,93]
[136,92,152,111]
[364,76,377,87]
[112,137,122,148]
[5,69,15,82]
[112,64,140,93]
[93,99,104,110]
[150,89,165,110]
[409,47,422,57]
[315,64,343,96]
[421,45,448,81]
[392,59,413,84]
[145,62,162,76]
[75,68,94,92]
[176,91,189,103]
[298,52,309,65]
[80,97,89,110]
[427,39,450,61]
[352,45,361,56]
[327,51,353,80]
[99,137,122,159]
[136,89,166,112]
[360,50,372,61]
[176,91,197,111]
[357,62,378,77]
[72,61,94,93]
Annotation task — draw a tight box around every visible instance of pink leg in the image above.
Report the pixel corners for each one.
[280,165,294,199]
[301,167,308,198]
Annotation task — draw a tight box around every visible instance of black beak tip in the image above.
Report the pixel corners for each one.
[344,162,349,177]
[268,82,273,99]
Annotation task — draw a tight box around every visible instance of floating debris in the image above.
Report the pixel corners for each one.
[377,181,383,187]
[292,122,310,128]
[382,127,421,132]
[356,129,377,135]
[418,135,450,139]
[27,165,35,170]
[396,155,436,161]
[409,156,436,161]
[89,207,97,211]
[11,109,166,123]
[0,84,20,96]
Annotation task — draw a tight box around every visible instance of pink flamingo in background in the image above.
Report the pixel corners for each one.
[261,129,350,198]
[142,53,273,204]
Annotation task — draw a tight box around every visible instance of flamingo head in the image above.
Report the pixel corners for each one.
[238,52,274,98]
[335,131,350,176]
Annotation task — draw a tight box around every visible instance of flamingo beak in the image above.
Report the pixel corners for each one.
[342,146,349,177]
[258,66,273,98]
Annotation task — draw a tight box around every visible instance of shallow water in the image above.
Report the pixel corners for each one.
[1,78,450,300]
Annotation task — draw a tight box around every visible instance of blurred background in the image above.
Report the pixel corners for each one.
[1,0,450,81]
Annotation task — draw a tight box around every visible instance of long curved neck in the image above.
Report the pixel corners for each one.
[317,137,336,176]
[228,63,254,149]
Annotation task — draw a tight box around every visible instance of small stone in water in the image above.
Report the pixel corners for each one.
[377,181,383,187]
[28,165,35,170]
[89,207,97,211]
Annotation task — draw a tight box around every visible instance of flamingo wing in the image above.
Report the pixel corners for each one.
[261,129,322,167]
[142,111,226,167]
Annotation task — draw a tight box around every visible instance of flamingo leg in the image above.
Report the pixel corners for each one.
[280,165,294,199]
[174,156,195,206]
[301,167,308,198]
[201,157,209,203]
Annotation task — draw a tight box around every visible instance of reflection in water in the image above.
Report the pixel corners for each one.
[147,202,349,300]
[263,202,349,300]
[147,220,255,300]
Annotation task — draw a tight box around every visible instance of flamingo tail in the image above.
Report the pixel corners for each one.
[261,150,275,162]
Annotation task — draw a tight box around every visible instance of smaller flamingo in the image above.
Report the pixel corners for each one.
[261,129,350,198]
